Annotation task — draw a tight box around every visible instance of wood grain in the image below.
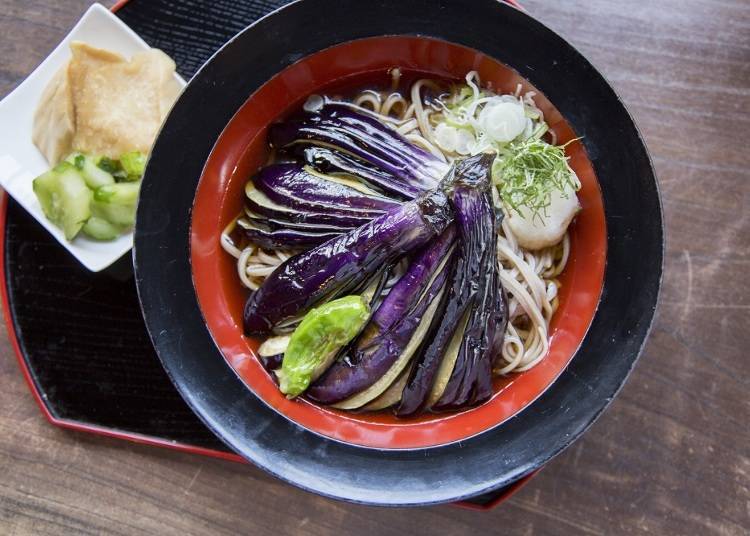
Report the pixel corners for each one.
[1,0,748,534]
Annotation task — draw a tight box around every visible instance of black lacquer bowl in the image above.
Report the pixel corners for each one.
[134,0,662,505]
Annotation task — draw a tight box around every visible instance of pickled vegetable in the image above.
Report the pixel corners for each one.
[96,156,129,181]
[120,151,147,179]
[90,181,140,228]
[33,152,144,242]
[82,216,121,240]
[94,182,140,205]
[33,163,92,240]
[66,153,115,189]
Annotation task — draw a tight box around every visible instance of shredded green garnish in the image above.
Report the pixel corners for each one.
[432,71,580,220]
[493,136,580,223]
[446,86,485,112]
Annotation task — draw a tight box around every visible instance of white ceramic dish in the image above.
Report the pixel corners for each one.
[0,3,186,272]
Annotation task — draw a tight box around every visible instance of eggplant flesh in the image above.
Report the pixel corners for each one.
[368,226,455,336]
[301,146,419,200]
[269,103,446,192]
[323,263,449,409]
[307,249,453,405]
[398,153,506,414]
[432,154,506,410]
[245,191,373,228]
[333,296,440,411]
[253,163,398,214]
[244,210,352,233]
[237,218,341,248]
[361,363,413,411]
[397,259,469,416]
[243,190,452,335]
[425,308,471,408]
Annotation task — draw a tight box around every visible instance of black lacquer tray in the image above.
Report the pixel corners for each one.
[0,0,529,510]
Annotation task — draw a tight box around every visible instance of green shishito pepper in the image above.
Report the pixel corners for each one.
[276,295,370,397]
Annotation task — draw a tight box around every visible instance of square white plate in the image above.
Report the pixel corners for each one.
[0,3,186,272]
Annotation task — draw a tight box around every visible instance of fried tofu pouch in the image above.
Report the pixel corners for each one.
[32,41,180,163]
[32,65,75,164]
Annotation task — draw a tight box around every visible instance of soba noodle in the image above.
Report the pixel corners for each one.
[220,71,571,376]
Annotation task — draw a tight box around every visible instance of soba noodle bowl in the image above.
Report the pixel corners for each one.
[221,70,576,376]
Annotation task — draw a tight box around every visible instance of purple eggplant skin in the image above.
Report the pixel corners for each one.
[306,251,453,405]
[399,154,500,415]
[268,103,446,192]
[397,255,469,416]
[301,146,418,200]
[243,189,452,335]
[253,163,397,215]
[432,153,505,410]
[241,225,341,249]
[468,260,506,405]
[260,353,284,372]
[369,226,456,335]
[472,241,509,404]
[245,195,373,228]
[245,211,352,234]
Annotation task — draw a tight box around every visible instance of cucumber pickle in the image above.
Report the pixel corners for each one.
[32,152,143,241]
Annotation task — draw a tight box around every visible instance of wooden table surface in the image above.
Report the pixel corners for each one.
[1,0,748,534]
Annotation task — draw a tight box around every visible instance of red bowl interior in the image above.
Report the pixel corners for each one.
[190,36,606,450]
